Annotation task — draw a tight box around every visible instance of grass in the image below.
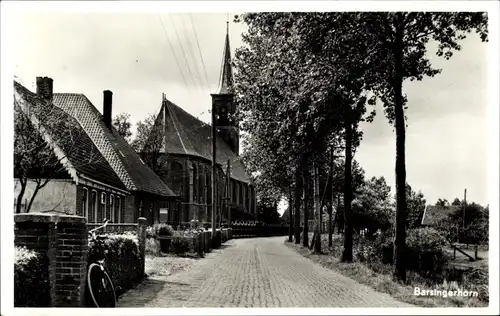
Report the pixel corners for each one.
[285,233,488,308]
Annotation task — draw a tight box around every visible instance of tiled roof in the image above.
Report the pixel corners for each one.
[52,93,176,197]
[14,81,126,190]
[156,99,251,184]
[421,205,460,226]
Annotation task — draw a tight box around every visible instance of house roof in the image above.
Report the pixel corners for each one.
[14,81,127,191]
[51,93,176,197]
[153,98,251,184]
[421,205,461,226]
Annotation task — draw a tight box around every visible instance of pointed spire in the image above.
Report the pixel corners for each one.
[215,21,233,95]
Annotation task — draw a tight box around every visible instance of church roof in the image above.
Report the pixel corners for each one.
[151,97,250,184]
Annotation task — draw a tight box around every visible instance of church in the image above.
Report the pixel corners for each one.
[143,24,257,225]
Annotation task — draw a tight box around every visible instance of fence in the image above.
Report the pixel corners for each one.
[230,221,288,238]
[87,222,138,234]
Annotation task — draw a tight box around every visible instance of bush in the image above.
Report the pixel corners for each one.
[14,247,50,307]
[370,227,448,281]
[406,227,448,281]
[154,223,175,237]
[87,233,143,300]
[170,237,192,254]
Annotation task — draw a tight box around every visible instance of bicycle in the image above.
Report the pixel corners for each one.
[86,219,117,307]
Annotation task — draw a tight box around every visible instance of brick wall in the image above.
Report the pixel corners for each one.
[15,213,88,307]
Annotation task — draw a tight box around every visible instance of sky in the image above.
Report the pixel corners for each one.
[11,12,490,214]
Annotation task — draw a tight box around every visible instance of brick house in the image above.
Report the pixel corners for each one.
[14,78,177,225]
[141,25,257,224]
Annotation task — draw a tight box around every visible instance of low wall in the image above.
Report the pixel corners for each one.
[14,213,88,307]
[14,214,147,307]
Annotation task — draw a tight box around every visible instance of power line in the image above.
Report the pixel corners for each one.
[181,14,209,93]
[189,13,211,92]
[167,13,202,93]
[157,13,189,90]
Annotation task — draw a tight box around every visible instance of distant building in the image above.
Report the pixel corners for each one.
[142,24,256,224]
[14,78,177,225]
[420,204,461,226]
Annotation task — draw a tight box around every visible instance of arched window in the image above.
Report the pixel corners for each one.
[90,190,98,223]
[198,166,205,203]
[115,196,121,223]
[170,161,183,198]
[81,188,88,219]
[100,192,106,222]
[110,194,115,222]
[231,179,236,205]
[192,163,198,203]
[236,182,241,206]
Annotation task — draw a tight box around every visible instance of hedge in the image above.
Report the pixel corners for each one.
[367,227,449,281]
[87,232,143,301]
[14,246,50,307]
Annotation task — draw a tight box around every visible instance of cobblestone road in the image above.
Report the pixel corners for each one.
[118,237,414,308]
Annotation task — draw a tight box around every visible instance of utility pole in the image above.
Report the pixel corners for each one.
[211,106,217,237]
[463,188,467,229]
[225,159,231,227]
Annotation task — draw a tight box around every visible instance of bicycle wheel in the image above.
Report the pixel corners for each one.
[87,263,117,307]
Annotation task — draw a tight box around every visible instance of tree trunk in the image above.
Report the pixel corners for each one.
[342,114,354,262]
[16,180,27,214]
[26,184,42,214]
[294,161,303,244]
[313,162,322,253]
[302,158,310,248]
[393,13,408,282]
[328,147,334,247]
[288,185,293,242]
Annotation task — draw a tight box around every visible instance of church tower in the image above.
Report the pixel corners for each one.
[211,22,239,155]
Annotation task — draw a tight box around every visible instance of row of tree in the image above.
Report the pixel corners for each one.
[232,12,487,282]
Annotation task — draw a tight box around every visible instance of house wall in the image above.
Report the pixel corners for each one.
[75,183,127,224]
[14,179,77,214]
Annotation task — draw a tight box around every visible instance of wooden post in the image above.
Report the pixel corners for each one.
[137,217,147,278]
[463,188,467,229]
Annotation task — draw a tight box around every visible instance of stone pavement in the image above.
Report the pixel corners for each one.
[117,237,414,308]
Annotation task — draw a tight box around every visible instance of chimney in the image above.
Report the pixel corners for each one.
[103,90,113,129]
[36,77,53,101]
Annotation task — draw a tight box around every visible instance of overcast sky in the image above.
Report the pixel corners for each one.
[12,12,490,211]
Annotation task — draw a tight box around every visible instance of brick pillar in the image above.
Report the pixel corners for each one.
[14,213,87,307]
[137,217,147,278]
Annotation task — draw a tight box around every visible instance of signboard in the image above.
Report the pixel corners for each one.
[159,208,168,223]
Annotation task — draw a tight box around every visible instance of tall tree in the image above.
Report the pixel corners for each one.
[132,113,168,178]
[113,112,132,142]
[363,12,488,281]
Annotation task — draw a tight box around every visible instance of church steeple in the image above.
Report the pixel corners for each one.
[211,21,239,155]
[215,21,233,95]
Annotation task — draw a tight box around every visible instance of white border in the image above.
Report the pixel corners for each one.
[2,1,499,316]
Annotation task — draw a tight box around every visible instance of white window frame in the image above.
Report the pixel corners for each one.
[91,190,98,223]
[116,196,121,223]
[109,194,115,223]
[82,188,89,219]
